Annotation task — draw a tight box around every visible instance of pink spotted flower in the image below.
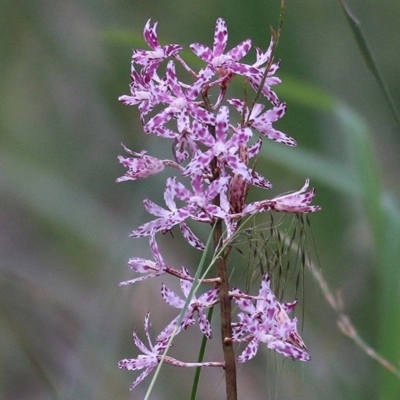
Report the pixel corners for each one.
[144,61,215,135]
[130,176,215,250]
[130,177,198,238]
[184,106,271,189]
[132,19,183,80]
[118,312,170,390]
[247,40,282,105]
[119,312,224,390]
[242,179,321,216]
[228,98,297,147]
[161,268,219,338]
[231,274,310,362]
[119,234,169,286]
[190,18,252,74]
[117,144,182,182]
[118,66,163,121]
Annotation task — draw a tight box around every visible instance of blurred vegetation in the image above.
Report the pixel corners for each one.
[1,1,399,399]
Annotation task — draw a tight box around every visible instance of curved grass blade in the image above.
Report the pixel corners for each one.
[338,0,400,128]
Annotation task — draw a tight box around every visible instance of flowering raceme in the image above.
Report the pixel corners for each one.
[117,17,321,396]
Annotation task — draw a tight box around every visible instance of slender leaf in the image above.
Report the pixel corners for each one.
[338,0,400,128]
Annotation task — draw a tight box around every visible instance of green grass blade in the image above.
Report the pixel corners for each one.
[377,195,400,398]
[144,224,217,400]
[335,103,400,398]
[190,307,214,400]
[338,0,400,128]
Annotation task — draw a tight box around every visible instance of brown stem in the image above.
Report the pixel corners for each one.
[214,220,237,400]
[203,99,237,398]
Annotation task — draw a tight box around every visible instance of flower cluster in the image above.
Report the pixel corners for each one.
[117,18,320,392]
[231,274,310,362]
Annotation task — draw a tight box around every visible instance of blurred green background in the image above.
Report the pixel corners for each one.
[1,0,399,399]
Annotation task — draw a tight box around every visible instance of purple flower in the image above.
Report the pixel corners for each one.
[119,234,167,286]
[116,144,182,182]
[247,41,282,105]
[231,274,310,362]
[190,18,252,73]
[228,98,296,147]
[129,177,198,238]
[144,61,215,134]
[119,312,225,390]
[120,236,206,286]
[161,268,219,338]
[129,177,208,249]
[118,312,170,390]
[132,19,182,80]
[172,170,229,223]
[184,106,271,189]
[118,66,163,121]
[269,179,321,213]
[189,18,261,106]
[242,179,321,215]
